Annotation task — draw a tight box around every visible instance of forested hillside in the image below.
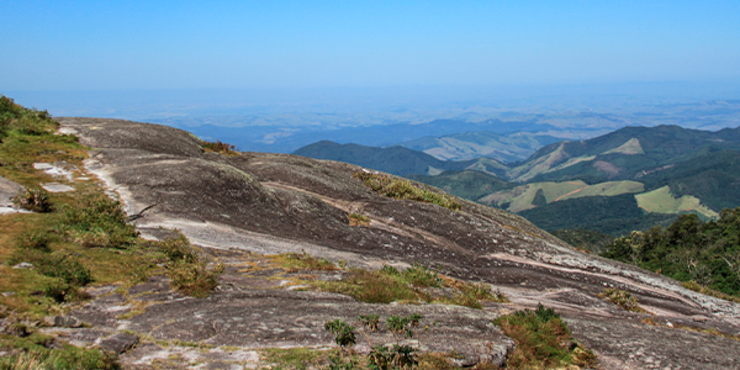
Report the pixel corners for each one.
[602,209,740,298]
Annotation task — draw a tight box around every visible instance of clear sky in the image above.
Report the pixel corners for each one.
[2,1,740,91]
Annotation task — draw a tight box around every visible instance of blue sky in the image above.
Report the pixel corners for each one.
[2,1,740,91]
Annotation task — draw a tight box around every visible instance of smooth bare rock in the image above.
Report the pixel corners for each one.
[0,176,23,214]
[57,117,740,369]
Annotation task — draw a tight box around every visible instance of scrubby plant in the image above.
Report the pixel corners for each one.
[60,194,138,249]
[325,319,357,348]
[352,172,461,211]
[12,188,52,213]
[348,213,371,226]
[599,288,644,312]
[154,235,224,298]
[358,314,380,331]
[494,304,598,369]
[201,139,239,156]
[402,264,442,288]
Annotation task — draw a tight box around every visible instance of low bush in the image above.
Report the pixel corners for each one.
[599,288,644,313]
[352,172,461,211]
[325,319,357,348]
[402,263,443,288]
[494,304,598,369]
[60,194,138,249]
[201,140,239,156]
[12,188,52,213]
[154,235,224,298]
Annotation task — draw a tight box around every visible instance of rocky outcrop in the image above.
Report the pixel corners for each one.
[54,117,740,369]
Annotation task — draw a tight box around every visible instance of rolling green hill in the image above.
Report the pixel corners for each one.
[293,140,509,177]
[518,125,740,183]
[407,170,514,201]
[401,131,561,163]
[295,125,740,238]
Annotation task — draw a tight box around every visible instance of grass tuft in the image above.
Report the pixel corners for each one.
[352,172,461,211]
[599,288,644,313]
[12,188,53,213]
[150,235,224,298]
[59,193,138,249]
[494,304,598,369]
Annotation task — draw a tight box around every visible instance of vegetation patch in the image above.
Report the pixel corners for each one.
[0,334,120,370]
[602,209,740,298]
[681,281,740,303]
[272,251,338,273]
[348,213,371,226]
[152,235,224,298]
[309,263,507,309]
[59,192,139,249]
[259,347,326,370]
[599,288,645,313]
[12,188,53,213]
[352,172,461,211]
[201,139,239,156]
[494,304,599,370]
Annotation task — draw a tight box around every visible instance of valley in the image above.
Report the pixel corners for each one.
[2,97,740,369]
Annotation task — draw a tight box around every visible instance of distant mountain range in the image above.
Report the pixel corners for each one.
[400,131,561,162]
[294,124,740,236]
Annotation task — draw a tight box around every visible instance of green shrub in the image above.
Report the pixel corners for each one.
[167,258,224,298]
[368,344,418,370]
[599,288,644,312]
[60,194,138,249]
[494,304,598,369]
[358,314,380,331]
[39,255,93,287]
[153,235,225,298]
[42,282,80,303]
[401,263,442,288]
[325,319,357,348]
[12,188,52,213]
